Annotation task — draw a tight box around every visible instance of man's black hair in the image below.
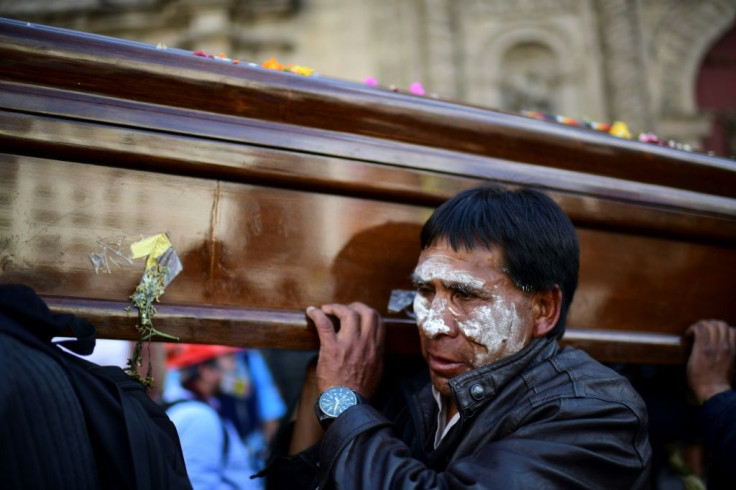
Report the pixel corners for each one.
[420,184,580,338]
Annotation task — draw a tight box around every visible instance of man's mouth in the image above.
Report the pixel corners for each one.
[427,352,465,377]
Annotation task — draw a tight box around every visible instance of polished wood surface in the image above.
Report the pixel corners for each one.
[1,19,735,199]
[42,295,687,364]
[2,18,736,364]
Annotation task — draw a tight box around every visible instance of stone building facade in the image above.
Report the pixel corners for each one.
[1,0,734,150]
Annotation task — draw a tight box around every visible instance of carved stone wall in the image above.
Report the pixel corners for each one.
[594,0,652,133]
[643,0,736,147]
[1,0,734,148]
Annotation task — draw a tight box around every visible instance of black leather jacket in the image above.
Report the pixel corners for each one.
[699,390,736,489]
[267,338,651,489]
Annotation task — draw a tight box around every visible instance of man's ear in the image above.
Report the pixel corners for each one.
[531,286,562,338]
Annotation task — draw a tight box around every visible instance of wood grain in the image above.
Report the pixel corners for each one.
[2,18,735,364]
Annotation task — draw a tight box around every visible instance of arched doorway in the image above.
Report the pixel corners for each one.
[499,41,561,114]
[696,22,736,157]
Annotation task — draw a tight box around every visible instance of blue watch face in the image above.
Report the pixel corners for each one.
[319,386,358,418]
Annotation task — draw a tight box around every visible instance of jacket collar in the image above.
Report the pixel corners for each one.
[448,337,559,416]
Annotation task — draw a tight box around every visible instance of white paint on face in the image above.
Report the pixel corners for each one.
[412,292,429,325]
[413,255,527,368]
[413,293,450,337]
[413,259,485,291]
[457,298,525,367]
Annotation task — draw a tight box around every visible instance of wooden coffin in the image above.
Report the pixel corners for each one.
[2,18,735,364]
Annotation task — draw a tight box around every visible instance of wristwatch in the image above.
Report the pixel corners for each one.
[314,386,365,428]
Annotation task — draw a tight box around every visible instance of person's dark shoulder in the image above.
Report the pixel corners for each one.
[700,389,736,426]
[535,345,645,404]
[703,389,736,409]
[0,332,100,489]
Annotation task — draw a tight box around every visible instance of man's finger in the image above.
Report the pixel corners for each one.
[348,302,385,344]
[307,306,337,344]
[695,320,716,344]
[321,303,362,340]
[685,320,706,339]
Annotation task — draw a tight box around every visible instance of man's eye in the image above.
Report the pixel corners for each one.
[453,288,477,301]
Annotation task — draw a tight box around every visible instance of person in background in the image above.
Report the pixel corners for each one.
[686,319,736,489]
[164,344,286,489]
[218,349,287,471]
[165,344,260,490]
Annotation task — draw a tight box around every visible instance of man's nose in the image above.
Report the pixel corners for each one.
[425,297,459,338]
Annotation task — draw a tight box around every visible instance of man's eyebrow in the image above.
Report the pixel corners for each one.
[411,273,487,294]
[444,281,485,296]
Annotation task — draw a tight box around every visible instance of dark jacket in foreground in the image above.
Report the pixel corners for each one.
[699,389,736,489]
[0,284,192,490]
[267,338,651,489]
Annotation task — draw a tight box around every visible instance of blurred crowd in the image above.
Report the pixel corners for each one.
[82,339,295,489]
